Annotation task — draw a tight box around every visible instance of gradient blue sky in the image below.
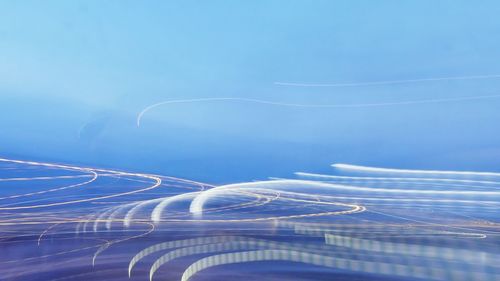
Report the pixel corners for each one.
[1,1,500,183]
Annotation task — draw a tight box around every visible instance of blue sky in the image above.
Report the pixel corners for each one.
[1,1,500,183]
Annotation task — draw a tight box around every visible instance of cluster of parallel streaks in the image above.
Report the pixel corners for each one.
[126,164,499,281]
[0,158,206,280]
[1,158,499,281]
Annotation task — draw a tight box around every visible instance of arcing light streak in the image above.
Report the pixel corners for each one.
[150,236,500,281]
[0,158,162,210]
[189,180,499,215]
[182,183,366,222]
[137,233,389,279]
[3,159,499,281]
[189,180,330,214]
[194,187,348,210]
[201,190,278,213]
[128,236,250,276]
[179,249,477,281]
[149,241,264,281]
[37,223,61,246]
[151,235,409,281]
[332,163,500,177]
[160,176,214,191]
[149,239,339,281]
[93,208,116,233]
[80,214,97,234]
[124,198,165,227]
[105,202,139,230]
[274,74,500,87]
[151,192,201,223]
[136,94,500,127]
[0,205,365,225]
[127,192,269,226]
[92,222,155,266]
[0,170,98,200]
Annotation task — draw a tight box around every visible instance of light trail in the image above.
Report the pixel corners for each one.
[0,158,162,210]
[0,174,95,182]
[2,159,499,281]
[296,172,500,186]
[93,207,117,232]
[0,170,98,200]
[274,74,500,87]
[136,94,500,127]
[149,241,266,281]
[105,202,139,230]
[190,180,334,214]
[123,198,165,227]
[179,249,481,281]
[189,180,500,215]
[149,239,341,281]
[129,236,252,276]
[332,163,500,177]
[92,222,155,266]
[37,223,61,246]
[151,192,201,222]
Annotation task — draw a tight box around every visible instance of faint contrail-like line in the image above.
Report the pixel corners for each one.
[136,94,500,127]
[274,74,500,87]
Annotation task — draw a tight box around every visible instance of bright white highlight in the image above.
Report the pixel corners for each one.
[189,181,306,214]
[295,172,500,185]
[151,192,201,222]
[124,198,165,227]
[106,202,137,229]
[190,179,500,216]
[0,158,162,210]
[179,249,476,281]
[333,163,500,177]
[128,236,250,277]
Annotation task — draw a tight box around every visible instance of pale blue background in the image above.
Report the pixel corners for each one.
[1,1,500,182]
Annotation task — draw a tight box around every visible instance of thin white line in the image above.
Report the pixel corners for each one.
[274,74,500,87]
[137,94,500,127]
[332,163,500,177]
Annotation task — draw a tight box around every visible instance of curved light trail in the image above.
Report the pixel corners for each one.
[136,94,500,127]
[0,171,98,201]
[179,249,478,281]
[0,158,162,210]
[151,192,201,222]
[2,158,499,281]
